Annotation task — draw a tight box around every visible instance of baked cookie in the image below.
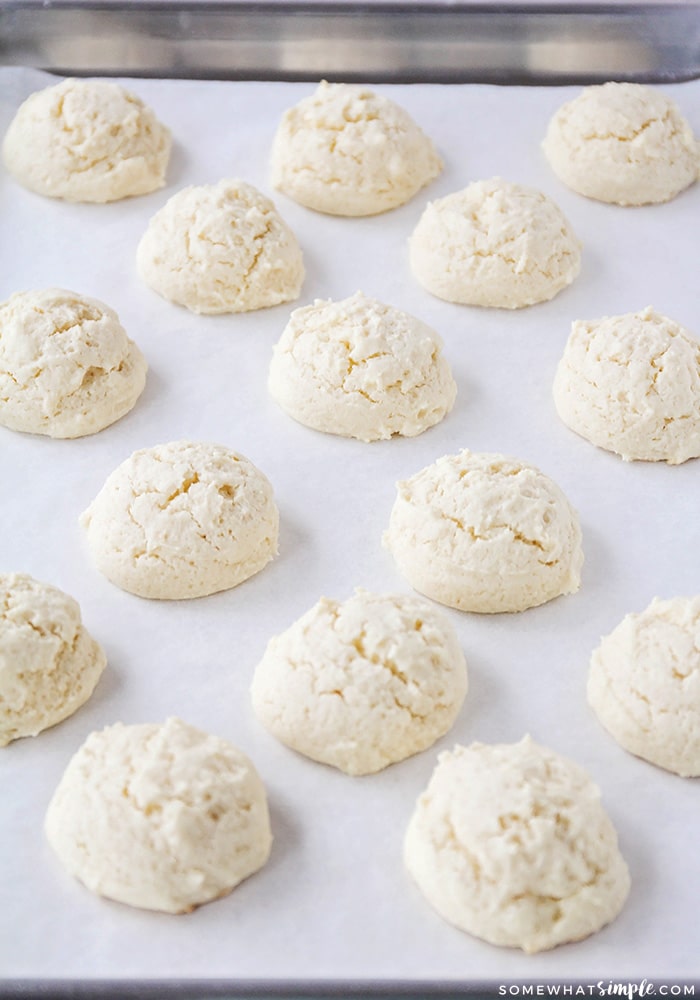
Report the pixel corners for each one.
[383,449,583,613]
[268,291,457,441]
[251,589,467,775]
[553,307,700,464]
[137,180,304,314]
[2,78,171,202]
[271,81,443,216]
[405,736,630,952]
[0,573,105,747]
[409,178,581,308]
[588,596,700,777]
[80,441,279,599]
[0,288,147,438]
[45,717,272,913]
[543,82,699,205]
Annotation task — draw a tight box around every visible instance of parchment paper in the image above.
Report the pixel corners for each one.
[1,68,699,985]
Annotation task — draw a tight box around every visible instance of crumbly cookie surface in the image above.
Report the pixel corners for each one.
[136,179,304,314]
[0,288,147,438]
[409,178,581,309]
[404,736,630,953]
[543,82,699,205]
[271,81,443,216]
[251,589,467,775]
[80,440,279,599]
[383,449,583,613]
[2,78,171,202]
[45,717,272,913]
[268,291,456,441]
[0,573,105,747]
[553,307,700,464]
[588,596,700,777]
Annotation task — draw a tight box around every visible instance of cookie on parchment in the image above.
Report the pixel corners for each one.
[268,291,456,441]
[80,440,279,600]
[2,78,171,202]
[0,573,105,747]
[45,717,272,913]
[404,736,630,952]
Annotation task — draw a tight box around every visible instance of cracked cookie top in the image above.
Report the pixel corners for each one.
[0,288,147,439]
[2,78,171,203]
[136,179,305,314]
[45,717,272,913]
[80,440,279,600]
[383,449,583,614]
[553,307,700,464]
[588,596,700,777]
[0,572,106,747]
[270,81,443,216]
[543,82,699,206]
[409,178,581,309]
[268,291,457,442]
[251,588,468,775]
[404,735,631,952]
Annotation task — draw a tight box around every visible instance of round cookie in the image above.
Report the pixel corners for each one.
[0,573,106,747]
[268,291,457,441]
[543,82,699,206]
[80,440,279,600]
[404,736,630,953]
[588,597,700,777]
[251,588,468,775]
[384,449,583,614]
[270,80,443,216]
[136,179,304,314]
[409,178,581,309]
[2,78,171,203]
[0,288,147,439]
[553,307,700,465]
[45,717,272,913]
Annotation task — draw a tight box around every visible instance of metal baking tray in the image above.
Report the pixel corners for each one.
[0,1,699,84]
[1,5,699,999]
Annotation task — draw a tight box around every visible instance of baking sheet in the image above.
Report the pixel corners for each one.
[0,68,699,985]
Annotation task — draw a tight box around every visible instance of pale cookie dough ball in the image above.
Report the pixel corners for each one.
[405,736,630,953]
[410,179,581,309]
[271,80,443,216]
[588,597,700,777]
[268,291,457,441]
[0,573,106,747]
[136,179,304,314]
[543,82,699,206]
[383,449,583,613]
[553,307,700,465]
[0,288,147,439]
[45,717,272,913]
[80,441,279,600]
[2,78,171,203]
[251,589,467,775]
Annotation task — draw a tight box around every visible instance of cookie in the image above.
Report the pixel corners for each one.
[45,717,272,913]
[271,81,443,216]
[543,82,699,205]
[2,78,171,203]
[383,449,583,613]
[0,288,147,438]
[588,596,700,777]
[553,307,700,465]
[0,573,105,747]
[268,291,457,441]
[404,736,630,953]
[251,589,467,775]
[136,179,304,314]
[80,441,279,600]
[409,178,581,309]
